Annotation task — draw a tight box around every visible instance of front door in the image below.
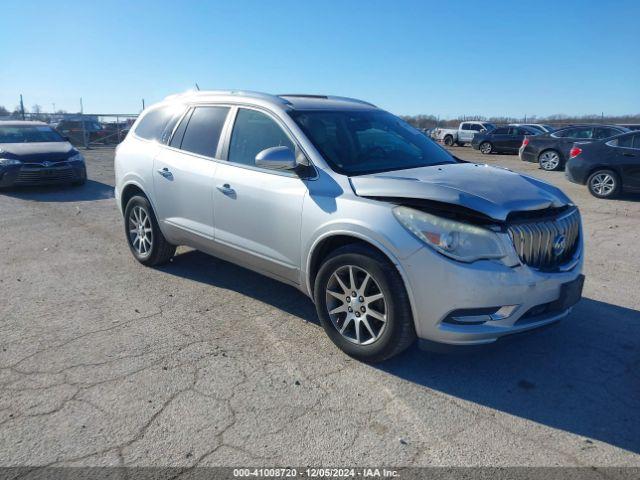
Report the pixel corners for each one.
[213,108,307,284]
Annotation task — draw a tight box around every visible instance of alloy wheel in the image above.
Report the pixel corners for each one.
[590,173,616,196]
[539,151,560,170]
[480,142,492,154]
[325,265,387,345]
[128,205,153,256]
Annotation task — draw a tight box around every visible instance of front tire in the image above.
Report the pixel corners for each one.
[479,142,493,154]
[313,244,416,362]
[443,136,454,147]
[124,195,176,266]
[587,169,620,199]
[538,150,562,171]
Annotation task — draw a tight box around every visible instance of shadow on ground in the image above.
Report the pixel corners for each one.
[162,249,640,454]
[1,180,114,202]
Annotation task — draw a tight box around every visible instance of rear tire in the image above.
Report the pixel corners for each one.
[124,195,176,266]
[587,169,621,199]
[538,150,562,171]
[313,244,416,363]
[479,142,493,154]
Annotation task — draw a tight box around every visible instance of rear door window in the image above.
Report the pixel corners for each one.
[594,127,621,139]
[178,106,230,158]
[492,127,509,134]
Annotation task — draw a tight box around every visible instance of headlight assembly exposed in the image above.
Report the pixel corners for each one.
[393,206,506,262]
[0,158,22,166]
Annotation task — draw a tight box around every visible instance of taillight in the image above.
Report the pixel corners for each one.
[522,138,530,147]
[569,147,582,159]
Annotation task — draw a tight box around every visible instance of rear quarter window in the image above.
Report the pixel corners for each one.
[134,105,184,143]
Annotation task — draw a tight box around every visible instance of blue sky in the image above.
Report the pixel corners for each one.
[1,0,638,118]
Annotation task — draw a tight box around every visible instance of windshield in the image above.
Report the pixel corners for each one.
[289,110,456,175]
[0,125,65,143]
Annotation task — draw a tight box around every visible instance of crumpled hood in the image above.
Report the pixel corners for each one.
[0,142,75,163]
[349,163,572,221]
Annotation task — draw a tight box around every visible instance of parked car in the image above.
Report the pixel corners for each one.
[519,124,630,171]
[54,119,128,146]
[471,125,541,154]
[0,121,86,187]
[566,130,640,199]
[433,121,496,146]
[115,91,584,362]
[618,124,640,131]
[510,123,556,133]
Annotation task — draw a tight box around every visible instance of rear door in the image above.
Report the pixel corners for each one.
[490,127,510,150]
[153,105,230,246]
[614,133,640,190]
[554,126,594,158]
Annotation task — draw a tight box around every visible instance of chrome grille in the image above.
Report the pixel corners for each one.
[508,208,580,269]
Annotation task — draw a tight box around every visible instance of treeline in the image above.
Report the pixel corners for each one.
[401,113,640,129]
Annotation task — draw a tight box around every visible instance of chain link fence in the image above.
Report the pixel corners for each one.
[0,112,138,148]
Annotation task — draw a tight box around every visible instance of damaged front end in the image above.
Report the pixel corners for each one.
[349,163,582,272]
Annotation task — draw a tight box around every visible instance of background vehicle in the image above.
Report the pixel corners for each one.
[566,130,640,198]
[519,124,630,171]
[54,119,128,146]
[0,121,86,187]
[472,125,540,154]
[115,91,583,362]
[618,124,640,131]
[433,121,496,146]
[510,123,556,133]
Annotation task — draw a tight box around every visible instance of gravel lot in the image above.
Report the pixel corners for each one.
[0,146,638,468]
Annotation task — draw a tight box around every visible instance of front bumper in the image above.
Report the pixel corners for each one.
[0,162,86,187]
[400,241,584,346]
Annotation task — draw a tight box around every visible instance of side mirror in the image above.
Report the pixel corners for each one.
[255,146,297,170]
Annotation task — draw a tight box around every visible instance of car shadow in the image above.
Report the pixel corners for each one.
[160,250,640,453]
[0,180,114,202]
[159,249,319,325]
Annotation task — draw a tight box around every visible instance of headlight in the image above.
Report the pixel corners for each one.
[393,206,506,262]
[0,158,22,166]
[68,153,85,163]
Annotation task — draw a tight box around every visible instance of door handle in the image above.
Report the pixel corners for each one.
[157,167,172,178]
[622,152,636,157]
[217,183,236,196]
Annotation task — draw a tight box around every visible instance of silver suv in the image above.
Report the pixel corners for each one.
[115,91,584,361]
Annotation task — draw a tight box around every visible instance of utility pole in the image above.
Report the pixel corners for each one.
[141,99,145,111]
[80,97,89,149]
[52,102,56,113]
[19,94,25,120]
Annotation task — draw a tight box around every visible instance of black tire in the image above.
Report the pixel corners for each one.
[71,167,87,186]
[587,169,621,199]
[443,136,454,147]
[313,244,416,362]
[124,195,176,266]
[479,142,493,154]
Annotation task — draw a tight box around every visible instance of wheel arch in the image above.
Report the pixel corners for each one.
[305,232,418,325]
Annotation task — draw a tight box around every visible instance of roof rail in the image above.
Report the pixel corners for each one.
[327,96,377,108]
[278,94,376,108]
[164,90,292,106]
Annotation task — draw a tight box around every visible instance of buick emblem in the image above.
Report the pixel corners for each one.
[42,161,52,167]
[553,234,567,256]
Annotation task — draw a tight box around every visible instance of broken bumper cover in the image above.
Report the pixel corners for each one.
[400,240,584,347]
